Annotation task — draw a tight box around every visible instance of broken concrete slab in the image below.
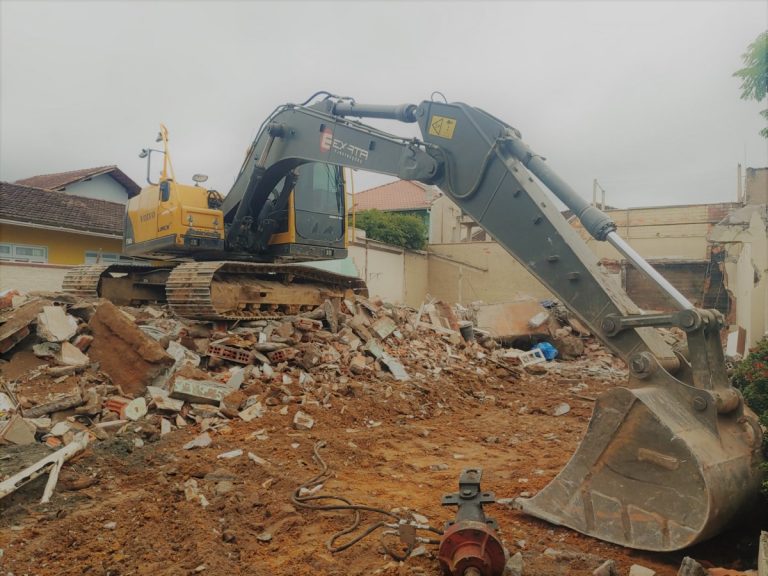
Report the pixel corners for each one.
[0,299,51,354]
[504,552,523,576]
[0,415,37,445]
[170,377,232,405]
[349,354,367,375]
[183,432,212,450]
[293,410,314,430]
[380,354,410,381]
[629,565,656,576]
[371,317,397,340]
[475,297,551,341]
[225,366,248,389]
[0,393,16,417]
[146,386,184,412]
[677,557,707,576]
[17,374,84,418]
[362,339,384,359]
[124,397,148,421]
[58,341,90,367]
[37,306,78,342]
[33,342,60,358]
[154,340,202,388]
[238,401,264,422]
[88,301,174,397]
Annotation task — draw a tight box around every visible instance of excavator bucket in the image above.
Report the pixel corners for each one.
[516,380,764,551]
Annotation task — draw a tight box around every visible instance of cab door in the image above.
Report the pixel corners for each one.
[156,180,177,236]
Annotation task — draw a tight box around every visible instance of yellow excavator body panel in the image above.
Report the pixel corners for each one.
[123,180,225,257]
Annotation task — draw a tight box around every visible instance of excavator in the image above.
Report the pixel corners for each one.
[63,92,765,552]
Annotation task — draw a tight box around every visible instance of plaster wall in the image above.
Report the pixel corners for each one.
[62,174,130,204]
[0,262,70,292]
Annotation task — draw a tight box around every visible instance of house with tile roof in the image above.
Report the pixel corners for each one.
[0,167,140,292]
[351,180,455,243]
[15,165,140,204]
[352,180,486,244]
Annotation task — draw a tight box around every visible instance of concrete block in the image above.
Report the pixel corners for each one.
[0,415,36,445]
[58,341,89,367]
[170,377,231,405]
[37,306,78,342]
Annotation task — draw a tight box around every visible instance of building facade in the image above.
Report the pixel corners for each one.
[0,167,139,292]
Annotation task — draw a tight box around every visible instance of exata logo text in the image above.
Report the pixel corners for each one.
[320,129,369,163]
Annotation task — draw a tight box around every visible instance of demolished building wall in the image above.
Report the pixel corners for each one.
[746,167,768,205]
[709,205,768,348]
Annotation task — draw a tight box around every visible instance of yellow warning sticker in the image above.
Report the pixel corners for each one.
[428,115,457,139]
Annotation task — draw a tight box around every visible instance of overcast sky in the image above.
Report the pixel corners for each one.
[1,0,766,208]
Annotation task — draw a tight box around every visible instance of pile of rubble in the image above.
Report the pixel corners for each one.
[3,290,766,575]
[0,290,607,459]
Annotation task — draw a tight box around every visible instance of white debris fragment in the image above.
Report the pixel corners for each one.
[183,432,212,450]
[552,402,571,416]
[238,401,264,422]
[293,410,314,430]
[247,452,268,466]
[217,449,243,460]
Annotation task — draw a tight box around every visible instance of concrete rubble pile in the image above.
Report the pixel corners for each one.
[0,290,606,457]
[0,289,616,466]
[2,290,763,575]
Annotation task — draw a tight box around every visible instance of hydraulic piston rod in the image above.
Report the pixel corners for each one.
[505,133,694,311]
[331,102,418,123]
[606,231,693,310]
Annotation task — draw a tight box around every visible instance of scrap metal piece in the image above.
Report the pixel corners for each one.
[0,432,89,503]
[438,468,505,576]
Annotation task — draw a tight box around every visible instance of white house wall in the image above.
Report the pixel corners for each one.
[62,174,129,204]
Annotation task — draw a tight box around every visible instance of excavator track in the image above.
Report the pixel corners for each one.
[63,264,174,305]
[61,264,113,298]
[165,261,367,320]
[64,261,367,321]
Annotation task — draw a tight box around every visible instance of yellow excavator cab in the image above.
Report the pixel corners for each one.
[124,126,348,263]
[123,179,225,257]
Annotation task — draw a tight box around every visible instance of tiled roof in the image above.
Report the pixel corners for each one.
[0,182,124,236]
[352,180,441,212]
[16,166,141,197]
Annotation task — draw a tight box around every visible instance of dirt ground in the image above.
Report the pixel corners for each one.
[2,352,764,576]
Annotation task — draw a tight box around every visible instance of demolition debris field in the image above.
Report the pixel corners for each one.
[0,292,764,575]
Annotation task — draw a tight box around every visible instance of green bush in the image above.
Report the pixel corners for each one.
[732,336,768,495]
[353,209,427,250]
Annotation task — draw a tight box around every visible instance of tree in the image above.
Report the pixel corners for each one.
[352,209,427,250]
[733,31,768,138]
[731,336,768,496]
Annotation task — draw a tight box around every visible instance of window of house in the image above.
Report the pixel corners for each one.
[84,251,142,266]
[0,243,48,263]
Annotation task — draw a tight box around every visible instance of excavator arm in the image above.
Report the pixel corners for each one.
[220,99,440,253]
[223,94,764,551]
